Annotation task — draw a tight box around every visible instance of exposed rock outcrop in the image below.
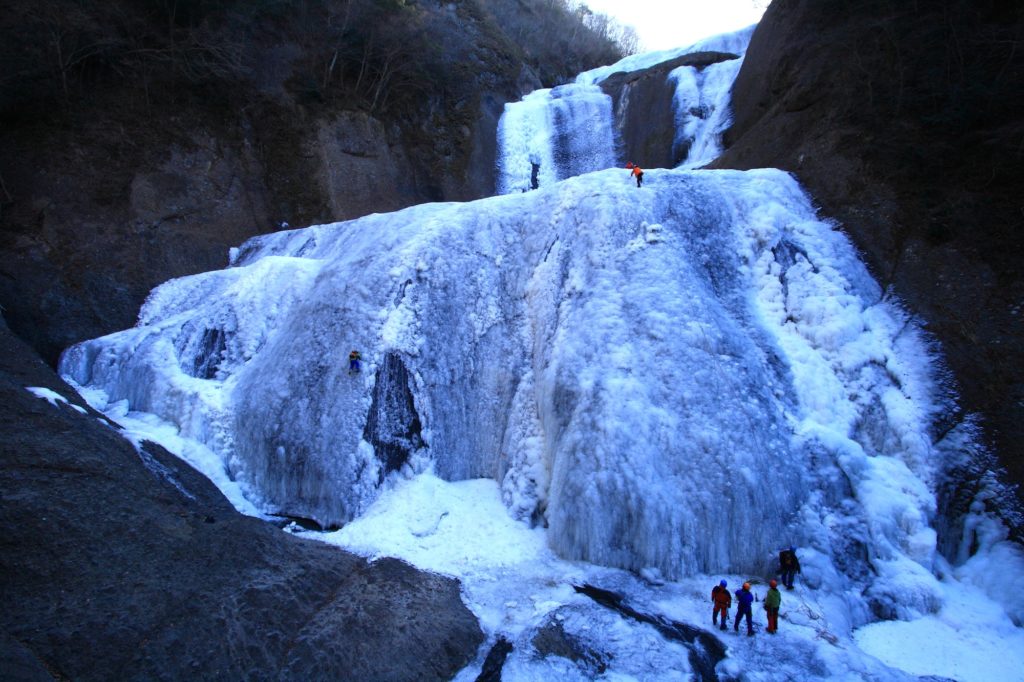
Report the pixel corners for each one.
[0,88,499,367]
[599,51,740,168]
[0,0,590,366]
[0,315,483,680]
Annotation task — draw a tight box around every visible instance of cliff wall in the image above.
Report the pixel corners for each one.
[714,0,1024,517]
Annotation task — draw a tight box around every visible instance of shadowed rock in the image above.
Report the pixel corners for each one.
[532,616,609,675]
[475,637,513,682]
[0,317,482,680]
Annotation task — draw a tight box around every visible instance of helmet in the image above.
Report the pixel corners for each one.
[742,582,751,590]
[790,546,796,552]
[769,579,778,588]
[720,580,727,588]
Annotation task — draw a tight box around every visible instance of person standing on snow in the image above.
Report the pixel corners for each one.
[711,580,732,631]
[348,349,362,374]
[626,161,644,188]
[779,546,801,589]
[765,579,782,633]
[733,582,755,636]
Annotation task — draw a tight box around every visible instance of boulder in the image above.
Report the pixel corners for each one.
[0,315,483,680]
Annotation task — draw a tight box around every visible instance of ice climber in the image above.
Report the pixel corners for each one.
[779,546,801,589]
[348,349,362,374]
[626,162,644,188]
[765,579,782,633]
[711,580,731,631]
[734,582,755,636]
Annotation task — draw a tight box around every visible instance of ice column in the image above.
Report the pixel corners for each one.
[497,84,619,193]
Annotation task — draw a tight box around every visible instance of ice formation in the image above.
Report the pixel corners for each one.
[496,83,619,194]
[62,165,947,603]
[498,24,753,193]
[57,23,1024,681]
[671,57,744,168]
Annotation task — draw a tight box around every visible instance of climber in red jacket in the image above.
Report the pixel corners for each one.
[626,162,644,187]
[711,579,732,631]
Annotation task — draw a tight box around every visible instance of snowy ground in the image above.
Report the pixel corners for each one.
[319,469,1024,682]
[38,378,1024,681]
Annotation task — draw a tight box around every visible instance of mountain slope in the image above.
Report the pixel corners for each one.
[0,0,626,365]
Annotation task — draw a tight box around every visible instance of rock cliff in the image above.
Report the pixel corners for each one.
[713,0,1024,522]
[0,315,483,679]
[0,0,623,365]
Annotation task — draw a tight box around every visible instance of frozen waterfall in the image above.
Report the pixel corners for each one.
[56,24,1024,681]
[671,57,744,168]
[62,168,949,603]
[496,84,619,194]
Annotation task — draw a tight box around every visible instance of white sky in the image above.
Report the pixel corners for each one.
[581,0,767,51]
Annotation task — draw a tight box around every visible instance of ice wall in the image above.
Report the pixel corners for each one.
[574,26,751,171]
[61,169,949,602]
[671,57,744,168]
[496,84,619,194]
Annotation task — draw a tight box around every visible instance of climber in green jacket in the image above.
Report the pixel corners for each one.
[765,579,782,633]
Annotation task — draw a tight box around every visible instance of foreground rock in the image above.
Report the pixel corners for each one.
[0,317,482,680]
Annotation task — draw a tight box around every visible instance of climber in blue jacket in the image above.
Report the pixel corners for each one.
[734,582,755,636]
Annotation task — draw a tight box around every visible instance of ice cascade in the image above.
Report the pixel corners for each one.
[62,168,947,615]
[670,57,744,168]
[496,83,619,194]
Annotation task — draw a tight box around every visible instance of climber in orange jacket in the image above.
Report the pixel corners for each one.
[711,579,732,631]
[626,162,644,187]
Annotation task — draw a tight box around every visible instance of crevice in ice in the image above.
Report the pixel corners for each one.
[178,327,229,379]
[363,352,424,482]
[574,583,725,682]
[474,637,513,682]
[393,278,413,307]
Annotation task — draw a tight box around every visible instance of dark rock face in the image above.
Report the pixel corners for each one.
[0,316,483,680]
[600,52,740,169]
[531,617,609,675]
[364,352,425,479]
[716,0,1024,520]
[0,0,554,367]
[0,94,490,368]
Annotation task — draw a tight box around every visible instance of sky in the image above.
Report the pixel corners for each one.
[581,0,767,51]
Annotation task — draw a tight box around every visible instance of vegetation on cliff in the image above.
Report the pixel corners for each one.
[0,0,631,364]
[0,0,630,119]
